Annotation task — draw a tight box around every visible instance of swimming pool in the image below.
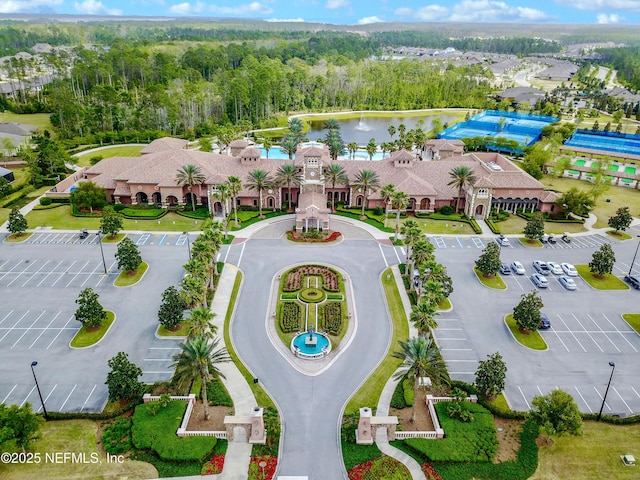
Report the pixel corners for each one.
[256,145,386,161]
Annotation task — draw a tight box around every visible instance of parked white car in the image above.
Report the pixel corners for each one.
[561,263,578,277]
[547,262,563,275]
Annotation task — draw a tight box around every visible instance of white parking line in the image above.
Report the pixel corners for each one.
[536,385,545,396]
[20,386,36,407]
[80,262,102,288]
[39,385,57,413]
[547,323,570,352]
[50,261,77,287]
[612,386,634,414]
[65,260,91,287]
[137,234,150,245]
[158,234,167,245]
[11,310,46,349]
[0,310,30,342]
[393,246,402,265]
[558,314,586,352]
[0,259,11,270]
[2,385,17,403]
[587,313,621,352]
[237,242,246,268]
[176,235,187,246]
[434,237,446,248]
[21,261,50,287]
[574,386,593,413]
[29,311,61,349]
[7,260,38,287]
[631,386,640,400]
[46,315,74,349]
[0,310,14,326]
[81,385,97,412]
[36,260,64,287]
[222,245,231,264]
[59,384,77,411]
[572,314,603,352]
[518,386,531,409]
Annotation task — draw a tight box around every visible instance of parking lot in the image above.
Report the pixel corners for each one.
[0,258,117,288]
[430,233,612,250]
[25,231,193,248]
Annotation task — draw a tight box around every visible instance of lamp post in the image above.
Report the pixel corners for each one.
[30,361,48,419]
[96,231,107,274]
[183,232,191,259]
[627,235,640,276]
[597,361,616,421]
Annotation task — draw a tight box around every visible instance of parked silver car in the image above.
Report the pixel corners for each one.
[561,263,578,277]
[531,273,549,288]
[559,276,577,290]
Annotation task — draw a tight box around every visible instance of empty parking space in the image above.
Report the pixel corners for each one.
[0,259,116,288]
[141,345,182,384]
[508,382,640,416]
[27,232,100,245]
[540,312,639,354]
[0,310,77,350]
[1,381,107,413]
[434,317,478,384]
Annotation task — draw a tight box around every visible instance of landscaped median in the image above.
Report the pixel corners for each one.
[4,232,32,242]
[622,314,640,334]
[519,237,543,248]
[114,262,149,287]
[70,311,116,348]
[575,265,629,290]
[473,267,507,290]
[504,314,547,351]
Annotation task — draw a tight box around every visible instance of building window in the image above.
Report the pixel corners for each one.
[478,188,489,198]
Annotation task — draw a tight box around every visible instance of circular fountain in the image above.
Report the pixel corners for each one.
[291,328,331,359]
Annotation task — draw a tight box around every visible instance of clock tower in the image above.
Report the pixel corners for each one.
[294,145,331,232]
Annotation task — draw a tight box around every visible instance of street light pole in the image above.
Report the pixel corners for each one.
[597,361,616,421]
[96,231,107,274]
[183,232,191,259]
[628,235,640,276]
[30,361,48,420]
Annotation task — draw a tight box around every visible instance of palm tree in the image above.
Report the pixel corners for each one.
[175,164,206,212]
[227,176,242,228]
[400,220,423,270]
[171,336,230,420]
[323,118,340,131]
[325,163,348,212]
[410,301,439,336]
[352,169,380,217]
[275,163,301,212]
[198,222,223,279]
[261,138,272,159]
[246,169,273,217]
[388,125,396,140]
[411,239,435,271]
[287,118,305,145]
[393,335,449,423]
[180,274,207,309]
[281,133,298,160]
[447,165,477,214]
[185,307,217,339]
[347,142,359,160]
[366,138,377,161]
[380,184,395,226]
[391,190,409,242]
[212,183,231,239]
[324,129,345,160]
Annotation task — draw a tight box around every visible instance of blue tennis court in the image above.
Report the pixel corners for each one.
[565,130,640,156]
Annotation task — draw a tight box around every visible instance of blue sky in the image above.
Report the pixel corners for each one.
[2,0,640,25]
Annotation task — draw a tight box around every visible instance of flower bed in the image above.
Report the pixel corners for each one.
[298,287,327,303]
[347,455,410,480]
[248,454,277,480]
[422,463,444,480]
[201,454,225,475]
[280,302,301,332]
[283,265,340,292]
[320,302,342,335]
[286,230,342,243]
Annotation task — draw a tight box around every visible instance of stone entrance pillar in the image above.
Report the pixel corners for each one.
[356,407,373,445]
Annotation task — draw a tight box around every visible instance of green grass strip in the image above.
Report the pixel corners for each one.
[621,314,640,335]
[575,264,629,290]
[345,268,408,414]
[157,323,187,337]
[520,237,543,247]
[102,233,125,243]
[504,314,547,351]
[473,267,507,290]
[70,311,116,348]
[606,230,632,240]
[114,262,149,287]
[224,269,275,409]
[437,298,452,311]
[4,232,33,242]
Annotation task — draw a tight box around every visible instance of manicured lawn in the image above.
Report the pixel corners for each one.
[0,419,157,480]
[539,175,640,229]
[438,298,452,311]
[157,322,188,337]
[491,214,586,235]
[415,218,476,235]
[519,237,543,247]
[346,268,409,414]
[530,421,640,480]
[74,145,143,167]
[504,314,547,350]
[575,265,629,290]
[0,208,9,225]
[114,262,149,287]
[606,230,632,240]
[70,311,116,348]
[4,232,33,242]
[102,233,125,243]
[0,112,53,131]
[473,267,507,290]
[621,314,640,334]
[26,206,206,231]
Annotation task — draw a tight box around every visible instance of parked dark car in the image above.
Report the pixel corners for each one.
[499,263,511,275]
[79,229,89,239]
[562,234,571,243]
[539,313,551,329]
[624,275,640,290]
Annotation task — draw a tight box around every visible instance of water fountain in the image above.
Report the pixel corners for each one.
[355,113,372,132]
[291,328,331,359]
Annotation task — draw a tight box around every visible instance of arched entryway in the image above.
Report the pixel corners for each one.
[266,196,275,209]
[152,192,161,205]
[419,198,431,210]
[166,195,178,207]
[136,192,148,204]
[184,192,197,207]
[355,195,364,207]
[475,204,484,216]
[213,201,223,215]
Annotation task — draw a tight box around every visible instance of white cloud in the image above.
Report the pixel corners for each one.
[555,0,640,11]
[597,13,622,22]
[0,0,62,13]
[326,0,349,8]
[266,17,306,22]
[415,5,450,21]
[169,1,273,15]
[74,0,122,14]
[449,0,551,22]
[393,7,413,16]
[357,15,384,24]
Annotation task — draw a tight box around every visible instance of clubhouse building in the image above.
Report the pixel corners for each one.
[62,137,559,226]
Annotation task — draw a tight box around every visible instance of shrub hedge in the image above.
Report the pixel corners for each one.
[404,402,498,462]
[206,376,233,407]
[280,302,301,332]
[403,379,414,406]
[101,417,133,455]
[120,207,167,218]
[390,379,407,409]
[131,400,216,462]
[485,218,501,234]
